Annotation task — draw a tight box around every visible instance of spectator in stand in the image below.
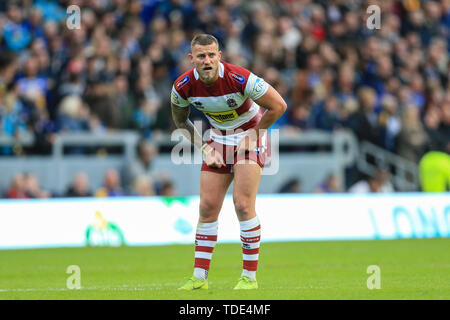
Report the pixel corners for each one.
[348,168,394,193]
[314,173,341,193]
[347,86,381,146]
[16,55,48,113]
[0,51,18,89]
[159,180,176,197]
[348,174,382,193]
[335,63,357,107]
[2,3,32,52]
[23,172,50,198]
[112,74,135,130]
[286,104,310,132]
[377,168,395,193]
[57,95,90,133]
[123,140,158,193]
[83,56,120,130]
[441,96,450,153]
[424,106,446,152]
[57,58,86,101]
[65,172,92,197]
[23,6,45,39]
[278,178,302,194]
[397,104,430,163]
[378,95,401,152]
[133,98,161,139]
[6,173,28,199]
[308,95,342,132]
[0,82,28,155]
[95,169,125,197]
[28,102,58,155]
[131,175,155,197]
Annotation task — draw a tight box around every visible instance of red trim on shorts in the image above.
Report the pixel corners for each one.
[201,161,233,174]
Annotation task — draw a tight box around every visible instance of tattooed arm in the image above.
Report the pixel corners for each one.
[171,103,225,167]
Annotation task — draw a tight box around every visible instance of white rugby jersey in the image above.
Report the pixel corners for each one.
[171,61,269,145]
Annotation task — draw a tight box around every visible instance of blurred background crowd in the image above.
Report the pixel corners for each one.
[0,0,449,198]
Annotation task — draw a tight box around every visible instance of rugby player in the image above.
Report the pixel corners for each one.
[172,34,287,290]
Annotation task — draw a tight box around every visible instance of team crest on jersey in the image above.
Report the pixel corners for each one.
[226,98,237,108]
[176,75,190,89]
[229,71,245,84]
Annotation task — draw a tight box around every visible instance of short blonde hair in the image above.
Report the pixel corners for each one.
[191,34,219,51]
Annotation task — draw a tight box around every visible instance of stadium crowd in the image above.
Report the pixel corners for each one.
[0,0,449,197]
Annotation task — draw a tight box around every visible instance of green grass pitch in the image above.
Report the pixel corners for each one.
[0,238,449,300]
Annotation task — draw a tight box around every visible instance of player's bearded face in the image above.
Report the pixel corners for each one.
[189,43,221,84]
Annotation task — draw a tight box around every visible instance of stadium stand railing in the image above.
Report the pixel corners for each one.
[51,131,140,192]
[357,140,420,192]
[0,130,419,195]
[52,131,139,160]
[0,131,35,147]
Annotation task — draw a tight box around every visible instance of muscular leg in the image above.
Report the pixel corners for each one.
[232,160,262,284]
[199,171,234,222]
[191,170,233,281]
[232,160,262,221]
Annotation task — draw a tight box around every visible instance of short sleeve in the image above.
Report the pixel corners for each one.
[244,73,269,101]
[171,85,190,107]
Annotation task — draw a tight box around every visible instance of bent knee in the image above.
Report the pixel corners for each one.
[199,199,221,218]
[233,196,254,216]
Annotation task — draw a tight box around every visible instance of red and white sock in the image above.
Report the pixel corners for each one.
[239,216,260,281]
[193,220,218,280]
